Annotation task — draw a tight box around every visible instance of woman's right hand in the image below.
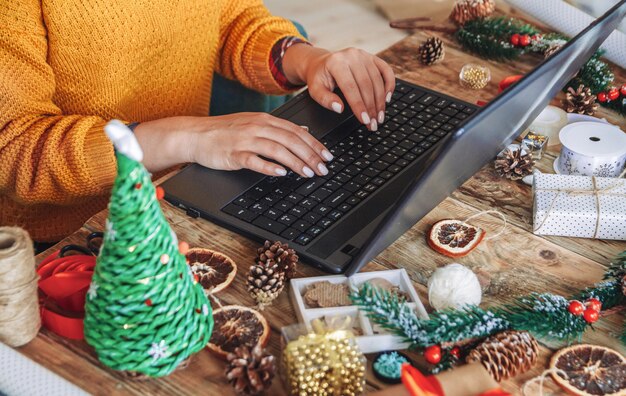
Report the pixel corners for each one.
[133,113,333,177]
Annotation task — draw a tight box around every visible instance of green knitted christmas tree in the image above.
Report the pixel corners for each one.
[84,120,213,377]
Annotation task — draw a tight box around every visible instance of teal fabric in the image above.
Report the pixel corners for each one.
[209,21,308,116]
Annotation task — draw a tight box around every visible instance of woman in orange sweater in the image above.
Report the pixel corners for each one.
[0,0,395,245]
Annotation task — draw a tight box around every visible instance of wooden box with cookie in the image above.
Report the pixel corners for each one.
[289,269,428,354]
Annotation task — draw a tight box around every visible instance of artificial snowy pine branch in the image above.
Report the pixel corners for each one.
[423,306,509,346]
[350,283,429,346]
[499,293,588,342]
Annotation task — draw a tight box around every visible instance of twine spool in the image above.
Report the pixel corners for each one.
[0,227,40,346]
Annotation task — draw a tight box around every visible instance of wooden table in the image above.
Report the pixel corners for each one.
[18,9,626,396]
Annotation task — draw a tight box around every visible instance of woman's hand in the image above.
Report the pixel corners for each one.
[282,45,396,131]
[134,114,332,177]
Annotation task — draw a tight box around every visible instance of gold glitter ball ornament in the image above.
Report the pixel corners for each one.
[459,63,491,90]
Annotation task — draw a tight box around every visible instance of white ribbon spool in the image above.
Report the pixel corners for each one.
[555,122,626,177]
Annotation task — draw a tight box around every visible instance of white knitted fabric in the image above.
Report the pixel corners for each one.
[504,0,626,68]
[0,342,87,396]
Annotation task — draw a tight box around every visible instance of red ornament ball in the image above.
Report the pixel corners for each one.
[583,308,599,323]
[568,300,585,316]
[510,34,520,46]
[145,299,152,306]
[585,298,602,312]
[450,347,461,359]
[608,88,620,101]
[620,85,626,96]
[134,182,142,190]
[598,92,608,103]
[520,34,531,47]
[424,345,442,364]
[178,241,189,255]
[531,34,542,42]
[155,186,165,200]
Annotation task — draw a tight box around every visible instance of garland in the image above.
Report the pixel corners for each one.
[351,250,625,372]
[455,16,625,116]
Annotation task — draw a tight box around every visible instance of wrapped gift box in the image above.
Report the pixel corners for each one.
[532,172,626,240]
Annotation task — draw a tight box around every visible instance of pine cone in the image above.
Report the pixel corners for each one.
[563,85,598,116]
[256,240,298,279]
[466,330,539,382]
[494,146,534,180]
[544,43,563,59]
[247,261,285,309]
[225,345,276,395]
[419,37,445,66]
[449,0,496,26]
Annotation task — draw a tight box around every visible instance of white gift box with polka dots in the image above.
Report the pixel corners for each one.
[532,172,626,240]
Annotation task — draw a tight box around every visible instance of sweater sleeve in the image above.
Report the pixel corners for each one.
[0,1,117,206]
[216,0,308,95]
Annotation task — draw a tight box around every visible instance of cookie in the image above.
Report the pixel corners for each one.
[303,281,352,308]
[365,278,410,301]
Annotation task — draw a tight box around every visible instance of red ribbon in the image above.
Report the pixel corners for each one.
[401,364,511,396]
[498,75,524,92]
[37,251,95,340]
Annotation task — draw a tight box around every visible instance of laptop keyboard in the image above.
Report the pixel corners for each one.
[221,81,476,246]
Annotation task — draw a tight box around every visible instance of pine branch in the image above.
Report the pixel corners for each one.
[499,293,588,342]
[455,17,539,61]
[566,57,614,94]
[350,283,429,346]
[422,306,509,346]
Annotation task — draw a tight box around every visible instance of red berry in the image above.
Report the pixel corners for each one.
[608,88,619,101]
[134,182,142,190]
[510,34,520,46]
[531,34,542,42]
[155,186,165,200]
[568,300,585,316]
[145,299,152,306]
[583,308,599,323]
[585,298,602,312]
[178,241,189,255]
[620,85,626,96]
[598,92,608,103]
[520,34,531,47]
[450,347,461,359]
[424,345,442,364]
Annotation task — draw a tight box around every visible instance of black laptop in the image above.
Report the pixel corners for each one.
[162,1,626,275]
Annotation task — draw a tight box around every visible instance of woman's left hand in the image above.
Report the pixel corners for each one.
[283,45,396,131]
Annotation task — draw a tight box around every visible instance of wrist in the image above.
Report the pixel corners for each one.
[283,44,329,86]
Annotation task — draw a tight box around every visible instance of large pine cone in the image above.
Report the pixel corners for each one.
[450,0,496,26]
[494,146,534,180]
[466,330,539,382]
[225,345,276,395]
[247,262,285,309]
[562,85,598,116]
[256,240,298,279]
[419,37,445,66]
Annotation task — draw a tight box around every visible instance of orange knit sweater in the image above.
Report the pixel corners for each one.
[0,0,304,242]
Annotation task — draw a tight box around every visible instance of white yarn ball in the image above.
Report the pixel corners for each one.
[427,263,482,311]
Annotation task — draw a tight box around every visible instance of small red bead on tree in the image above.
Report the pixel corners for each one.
[620,84,626,96]
[598,92,608,103]
[155,186,165,200]
[424,345,442,364]
[585,298,602,312]
[145,299,152,306]
[134,182,142,190]
[583,308,599,323]
[510,34,520,46]
[178,241,189,255]
[568,300,585,316]
[608,88,620,101]
[450,347,461,359]
[520,34,531,47]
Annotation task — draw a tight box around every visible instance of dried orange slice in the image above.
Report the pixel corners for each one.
[550,344,626,396]
[207,305,270,359]
[427,219,485,258]
[186,248,237,294]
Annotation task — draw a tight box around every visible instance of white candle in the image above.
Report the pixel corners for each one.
[528,105,568,146]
